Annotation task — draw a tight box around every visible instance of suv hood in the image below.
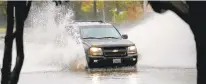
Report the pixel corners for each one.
[82,39,135,47]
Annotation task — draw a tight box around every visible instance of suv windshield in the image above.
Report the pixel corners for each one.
[79,25,122,39]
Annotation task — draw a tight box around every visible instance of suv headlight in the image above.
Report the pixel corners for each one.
[127,46,137,54]
[89,47,103,56]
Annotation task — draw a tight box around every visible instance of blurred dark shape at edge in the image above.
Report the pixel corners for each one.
[149,1,206,84]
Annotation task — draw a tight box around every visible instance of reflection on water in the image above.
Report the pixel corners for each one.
[128,73,140,84]
[87,66,137,74]
[11,67,195,84]
[87,67,139,84]
[91,73,101,84]
[86,67,195,84]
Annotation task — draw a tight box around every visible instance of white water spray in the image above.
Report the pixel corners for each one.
[7,2,86,73]
[127,9,196,68]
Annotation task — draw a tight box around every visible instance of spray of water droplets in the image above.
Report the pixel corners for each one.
[10,1,87,73]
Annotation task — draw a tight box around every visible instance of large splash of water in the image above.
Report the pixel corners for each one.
[7,2,86,73]
[126,10,196,68]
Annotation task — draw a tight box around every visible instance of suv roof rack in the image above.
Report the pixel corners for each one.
[75,20,105,23]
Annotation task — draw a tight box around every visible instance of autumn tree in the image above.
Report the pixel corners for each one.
[79,1,143,23]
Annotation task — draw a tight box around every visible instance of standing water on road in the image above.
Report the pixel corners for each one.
[0,2,196,84]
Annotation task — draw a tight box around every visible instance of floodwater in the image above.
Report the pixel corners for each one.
[0,2,196,84]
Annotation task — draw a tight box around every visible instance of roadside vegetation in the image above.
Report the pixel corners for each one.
[0,1,145,25]
[70,1,144,24]
[0,24,6,33]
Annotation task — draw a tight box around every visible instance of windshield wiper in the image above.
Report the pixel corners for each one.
[101,37,119,39]
[83,37,119,39]
[83,37,101,39]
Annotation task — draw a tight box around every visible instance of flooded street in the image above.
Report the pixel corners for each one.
[8,68,195,84]
[0,2,197,84]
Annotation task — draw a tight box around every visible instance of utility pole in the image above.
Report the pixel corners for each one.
[93,0,97,20]
[102,1,105,22]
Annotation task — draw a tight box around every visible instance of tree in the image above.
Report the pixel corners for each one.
[79,1,143,23]
[81,1,93,12]
[80,1,103,20]
[148,1,206,84]
[0,1,67,83]
[93,0,97,17]
[1,1,31,84]
[109,1,143,23]
[1,1,68,84]
[0,1,69,84]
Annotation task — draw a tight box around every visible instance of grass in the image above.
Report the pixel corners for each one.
[0,24,6,33]
[0,28,6,33]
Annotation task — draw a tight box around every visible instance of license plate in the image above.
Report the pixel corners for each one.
[113,59,121,63]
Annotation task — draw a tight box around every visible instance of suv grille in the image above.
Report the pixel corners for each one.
[103,47,127,57]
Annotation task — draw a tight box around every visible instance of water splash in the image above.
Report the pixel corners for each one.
[126,10,196,68]
[9,2,86,73]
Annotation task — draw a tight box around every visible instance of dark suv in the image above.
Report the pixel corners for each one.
[74,21,138,68]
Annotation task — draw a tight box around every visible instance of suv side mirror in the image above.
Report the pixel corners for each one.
[122,34,128,39]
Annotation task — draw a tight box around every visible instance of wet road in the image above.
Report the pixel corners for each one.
[2,67,194,84]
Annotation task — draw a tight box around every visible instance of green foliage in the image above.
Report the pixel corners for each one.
[81,1,93,12]
[110,8,128,24]
[2,7,6,16]
[109,1,142,24]
[0,1,6,16]
[81,1,104,12]
[96,1,104,10]
[78,1,143,24]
